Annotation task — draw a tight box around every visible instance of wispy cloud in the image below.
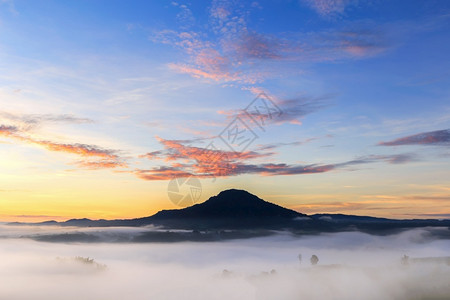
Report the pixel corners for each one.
[133,158,366,181]
[172,2,195,29]
[74,159,128,170]
[134,161,337,181]
[314,27,387,59]
[293,193,450,215]
[0,110,128,170]
[151,1,388,85]
[0,111,94,129]
[362,153,419,165]
[134,167,194,181]
[301,0,357,17]
[230,32,282,60]
[412,213,450,218]
[218,94,328,126]
[255,137,320,151]
[143,136,271,163]
[34,140,118,160]
[136,136,415,180]
[293,201,369,213]
[379,129,450,146]
[0,123,126,169]
[0,125,18,136]
[164,27,387,83]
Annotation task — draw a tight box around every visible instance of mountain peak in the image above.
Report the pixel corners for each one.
[217,189,254,196]
[210,189,267,204]
[153,189,304,220]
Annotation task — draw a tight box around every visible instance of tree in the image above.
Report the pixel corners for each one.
[401,255,409,266]
[310,254,319,265]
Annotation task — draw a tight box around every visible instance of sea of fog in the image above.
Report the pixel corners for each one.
[0,224,449,299]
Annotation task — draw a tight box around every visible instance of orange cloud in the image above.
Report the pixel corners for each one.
[136,136,390,180]
[0,125,18,136]
[0,123,125,169]
[75,160,128,170]
[134,168,193,181]
[34,140,118,159]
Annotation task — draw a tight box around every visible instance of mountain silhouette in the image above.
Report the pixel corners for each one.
[8,189,449,235]
[152,189,305,220]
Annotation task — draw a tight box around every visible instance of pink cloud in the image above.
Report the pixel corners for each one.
[134,167,194,181]
[135,136,408,180]
[0,125,18,136]
[169,63,235,81]
[75,160,128,170]
[152,1,390,85]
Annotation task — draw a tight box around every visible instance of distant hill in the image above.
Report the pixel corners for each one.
[7,189,450,234]
[146,189,306,229]
[153,189,304,219]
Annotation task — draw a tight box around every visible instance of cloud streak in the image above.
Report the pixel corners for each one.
[363,153,419,165]
[218,94,328,127]
[255,137,320,151]
[0,111,94,130]
[302,0,356,17]
[136,137,415,180]
[151,2,389,84]
[0,125,18,136]
[379,129,450,146]
[0,123,126,169]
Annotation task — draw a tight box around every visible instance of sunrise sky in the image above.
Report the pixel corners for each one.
[0,0,449,222]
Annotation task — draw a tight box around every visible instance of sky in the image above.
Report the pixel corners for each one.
[0,0,449,221]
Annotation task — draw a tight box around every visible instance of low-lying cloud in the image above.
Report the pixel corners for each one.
[0,225,449,299]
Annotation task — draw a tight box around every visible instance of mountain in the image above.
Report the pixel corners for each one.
[153,189,304,219]
[7,189,450,233]
[146,189,306,229]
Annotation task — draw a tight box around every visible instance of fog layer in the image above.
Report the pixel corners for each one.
[0,225,449,299]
